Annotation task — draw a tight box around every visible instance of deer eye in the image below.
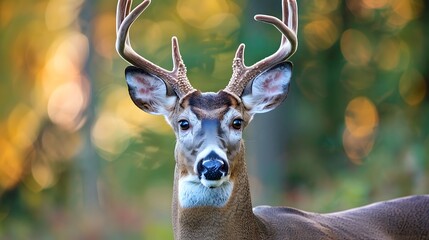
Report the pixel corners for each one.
[232,119,243,130]
[178,120,190,130]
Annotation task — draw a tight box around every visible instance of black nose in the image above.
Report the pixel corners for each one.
[197,152,228,181]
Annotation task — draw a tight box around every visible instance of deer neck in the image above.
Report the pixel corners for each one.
[172,142,267,240]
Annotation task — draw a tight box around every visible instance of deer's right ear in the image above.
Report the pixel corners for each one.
[125,66,178,116]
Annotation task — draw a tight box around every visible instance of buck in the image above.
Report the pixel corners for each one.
[116,0,429,239]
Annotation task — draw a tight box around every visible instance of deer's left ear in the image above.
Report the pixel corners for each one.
[241,61,292,115]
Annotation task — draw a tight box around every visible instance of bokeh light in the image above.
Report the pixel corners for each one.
[373,37,402,71]
[45,0,84,30]
[93,13,117,59]
[0,138,23,190]
[47,81,86,130]
[361,0,390,9]
[340,29,372,66]
[345,97,378,138]
[312,0,340,14]
[31,162,56,190]
[386,0,424,29]
[303,17,339,51]
[92,112,132,160]
[177,0,239,30]
[344,97,379,164]
[399,69,426,106]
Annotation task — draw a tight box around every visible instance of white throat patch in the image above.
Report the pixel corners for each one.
[178,175,233,208]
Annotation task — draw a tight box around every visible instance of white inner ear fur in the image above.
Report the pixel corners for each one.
[241,64,291,114]
[126,71,177,116]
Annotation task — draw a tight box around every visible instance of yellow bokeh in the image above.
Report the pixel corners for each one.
[93,13,117,59]
[32,163,56,190]
[362,0,390,9]
[399,69,426,106]
[7,104,40,151]
[177,0,239,30]
[387,0,424,28]
[0,138,24,190]
[304,17,339,51]
[343,129,376,165]
[374,37,402,71]
[40,32,88,96]
[313,0,340,14]
[91,87,172,160]
[92,112,132,160]
[48,81,87,130]
[45,0,84,30]
[340,29,372,66]
[343,97,379,163]
[345,97,378,138]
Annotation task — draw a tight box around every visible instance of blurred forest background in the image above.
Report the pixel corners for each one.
[1,0,428,239]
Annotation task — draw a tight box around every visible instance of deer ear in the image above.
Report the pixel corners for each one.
[125,66,178,116]
[241,61,292,115]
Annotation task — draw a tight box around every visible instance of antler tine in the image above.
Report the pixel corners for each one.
[116,0,195,98]
[116,0,131,33]
[224,0,298,98]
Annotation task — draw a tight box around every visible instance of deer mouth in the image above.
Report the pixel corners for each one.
[200,175,230,189]
[178,175,233,208]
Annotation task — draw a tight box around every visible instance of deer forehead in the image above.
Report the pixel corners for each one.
[179,91,243,120]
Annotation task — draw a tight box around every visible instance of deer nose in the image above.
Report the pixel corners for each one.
[197,152,228,181]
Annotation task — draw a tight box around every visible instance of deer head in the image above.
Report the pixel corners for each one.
[116,0,297,209]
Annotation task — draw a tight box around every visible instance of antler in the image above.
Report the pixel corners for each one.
[224,0,298,98]
[116,0,195,98]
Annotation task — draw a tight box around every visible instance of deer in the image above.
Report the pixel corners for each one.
[116,0,429,239]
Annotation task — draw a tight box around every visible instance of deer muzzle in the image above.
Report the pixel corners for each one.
[196,151,229,188]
